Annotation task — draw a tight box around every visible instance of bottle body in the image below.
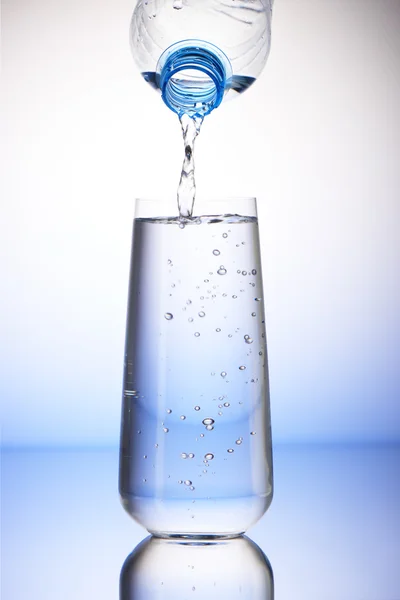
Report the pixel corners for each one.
[119,198,273,537]
[130,0,273,116]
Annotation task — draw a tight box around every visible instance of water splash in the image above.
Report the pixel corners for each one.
[177,114,203,218]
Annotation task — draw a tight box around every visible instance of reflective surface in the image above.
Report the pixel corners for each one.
[2,444,400,599]
[120,535,273,599]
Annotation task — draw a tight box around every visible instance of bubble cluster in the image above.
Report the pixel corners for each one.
[244,335,253,344]
[217,266,227,275]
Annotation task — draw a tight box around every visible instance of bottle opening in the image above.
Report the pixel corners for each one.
[156,40,232,117]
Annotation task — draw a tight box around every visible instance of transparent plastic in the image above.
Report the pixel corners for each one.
[130,0,274,116]
[119,198,273,537]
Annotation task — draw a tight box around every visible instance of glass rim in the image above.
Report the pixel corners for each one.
[133,197,258,219]
[134,197,257,203]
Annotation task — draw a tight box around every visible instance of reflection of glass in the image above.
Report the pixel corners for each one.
[119,198,273,536]
[120,535,274,599]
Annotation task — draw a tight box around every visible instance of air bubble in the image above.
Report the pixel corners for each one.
[216,328,221,332]
[178,480,183,484]
[250,431,256,435]
[180,415,186,420]
[164,313,173,320]
[232,295,237,299]
[206,425,214,431]
[239,365,246,370]
[205,453,214,460]
[218,411,223,416]
[167,259,172,265]
[166,408,172,414]
[227,448,234,453]
[259,351,263,356]
[252,269,257,275]
[237,270,241,274]
[217,266,227,275]
[222,233,228,238]
[244,335,253,344]
[236,438,243,445]
[255,297,262,302]
[190,486,195,491]
[252,312,256,317]
[155,443,159,448]
[143,478,147,483]
[194,332,200,337]
[173,0,183,9]
[143,454,147,458]
[224,402,230,407]
[194,406,200,411]
[213,249,220,256]
[184,480,192,486]
[202,418,215,426]
[188,453,195,459]
[220,371,227,378]
[204,279,209,283]
[188,317,193,322]
[198,311,205,317]
[186,299,192,305]
[163,427,169,433]
[181,453,188,459]
[242,270,247,276]
[179,222,185,229]
[228,334,232,338]
[200,433,205,438]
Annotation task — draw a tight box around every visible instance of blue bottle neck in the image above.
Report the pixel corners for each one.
[156,40,232,118]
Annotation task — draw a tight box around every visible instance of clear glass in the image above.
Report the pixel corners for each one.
[120,535,274,599]
[119,198,273,536]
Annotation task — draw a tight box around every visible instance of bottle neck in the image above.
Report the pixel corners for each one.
[156,40,232,118]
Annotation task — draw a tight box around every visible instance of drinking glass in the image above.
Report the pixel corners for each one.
[119,197,273,536]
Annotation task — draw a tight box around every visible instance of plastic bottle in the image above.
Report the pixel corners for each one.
[129,0,274,116]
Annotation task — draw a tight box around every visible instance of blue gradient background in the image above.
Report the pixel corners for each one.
[1,0,400,447]
[1,0,400,598]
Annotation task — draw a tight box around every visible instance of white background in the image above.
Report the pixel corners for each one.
[1,0,399,446]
